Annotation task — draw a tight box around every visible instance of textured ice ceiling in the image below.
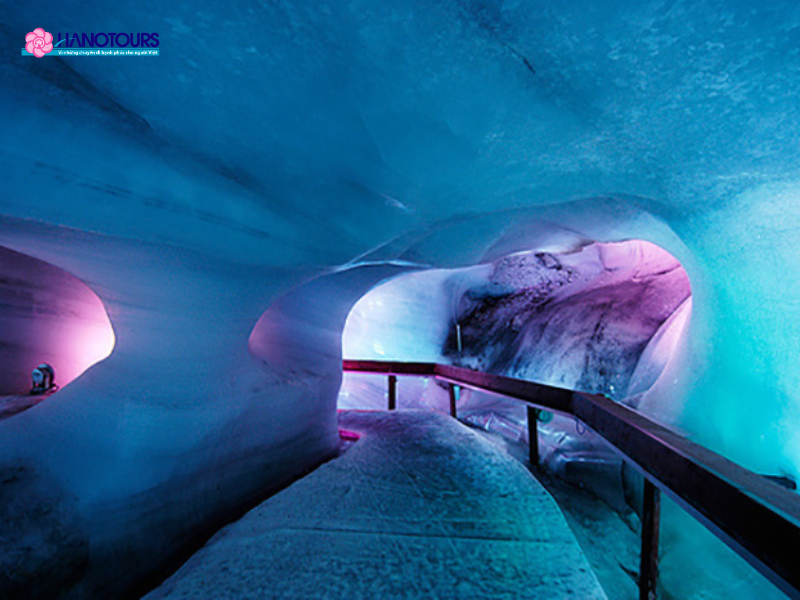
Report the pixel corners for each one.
[1,0,799,596]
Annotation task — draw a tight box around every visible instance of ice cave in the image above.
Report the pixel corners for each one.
[1,1,800,598]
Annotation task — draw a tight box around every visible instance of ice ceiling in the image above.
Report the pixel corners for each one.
[1,0,799,596]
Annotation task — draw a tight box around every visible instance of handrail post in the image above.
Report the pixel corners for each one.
[449,384,458,418]
[527,407,540,467]
[388,375,397,411]
[639,479,661,600]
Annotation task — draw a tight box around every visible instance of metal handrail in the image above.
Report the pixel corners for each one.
[342,359,800,600]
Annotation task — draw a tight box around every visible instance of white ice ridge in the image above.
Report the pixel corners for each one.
[147,411,607,599]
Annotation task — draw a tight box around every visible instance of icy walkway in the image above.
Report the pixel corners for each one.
[147,411,606,598]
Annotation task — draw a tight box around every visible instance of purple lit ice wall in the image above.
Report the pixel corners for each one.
[0,245,115,395]
[446,240,691,401]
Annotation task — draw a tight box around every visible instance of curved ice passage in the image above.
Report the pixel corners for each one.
[0,245,115,397]
[338,238,693,502]
[0,0,799,597]
[341,239,691,407]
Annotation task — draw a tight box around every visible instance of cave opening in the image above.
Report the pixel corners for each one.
[0,245,115,419]
[339,239,692,419]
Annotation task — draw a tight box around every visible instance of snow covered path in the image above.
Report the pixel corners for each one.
[146,410,606,598]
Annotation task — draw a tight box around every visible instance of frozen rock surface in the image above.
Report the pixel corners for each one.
[147,410,606,599]
[445,242,690,400]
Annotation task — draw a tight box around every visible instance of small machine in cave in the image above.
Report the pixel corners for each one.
[30,363,57,395]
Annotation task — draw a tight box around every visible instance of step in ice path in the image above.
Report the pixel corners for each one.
[147,411,606,599]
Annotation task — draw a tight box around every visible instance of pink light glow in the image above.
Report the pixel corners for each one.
[338,429,361,441]
[0,245,116,394]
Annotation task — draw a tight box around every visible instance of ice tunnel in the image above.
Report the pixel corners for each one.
[2,0,800,598]
[338,239,693,503]
[341,239,691,409]
[0,245,115,403]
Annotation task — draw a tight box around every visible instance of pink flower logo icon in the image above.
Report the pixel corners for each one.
[25,28,54,58]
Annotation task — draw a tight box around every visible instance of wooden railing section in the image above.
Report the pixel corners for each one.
[343,360,800,600]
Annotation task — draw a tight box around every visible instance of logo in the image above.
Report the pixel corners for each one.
[25,28,53,58]
[21,28,159,57]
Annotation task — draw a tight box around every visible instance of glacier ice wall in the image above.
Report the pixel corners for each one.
[0,0,799,595]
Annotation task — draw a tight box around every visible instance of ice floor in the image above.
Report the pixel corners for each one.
[145,410,606,599]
